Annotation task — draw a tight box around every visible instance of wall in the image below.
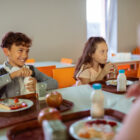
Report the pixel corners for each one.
[0,0,87,63]
[118,0,140,52]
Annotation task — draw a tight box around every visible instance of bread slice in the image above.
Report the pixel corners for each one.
[0,103,11,110]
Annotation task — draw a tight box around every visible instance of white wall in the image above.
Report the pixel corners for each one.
[0,0,87,63]
[118,0,140,52]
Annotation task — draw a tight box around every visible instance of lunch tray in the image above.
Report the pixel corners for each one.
[0,93,74,129]
[90,77,138,94]
[7,109,125,140]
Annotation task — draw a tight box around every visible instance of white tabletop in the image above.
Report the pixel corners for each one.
[0,61,75,69]
[110,54,140,64]
[0,55,140,69]
[0,85,134,140]
[34,61,75,68]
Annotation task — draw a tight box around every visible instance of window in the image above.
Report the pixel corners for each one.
[86,0,105,38]
[86,0,117,55]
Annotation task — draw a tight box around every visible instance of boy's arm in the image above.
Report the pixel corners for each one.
[32,67,58,96]
[0,74,12,89]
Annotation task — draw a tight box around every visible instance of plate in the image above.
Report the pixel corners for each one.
[106,80,133,86]
[69,118,121,140]
[0,99,33,112]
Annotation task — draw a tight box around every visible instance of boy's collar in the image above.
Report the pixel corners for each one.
[3,61,27,69]
[4,61,13,69]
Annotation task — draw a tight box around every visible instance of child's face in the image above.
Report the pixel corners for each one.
[6,44,30,67]
[92,42,108,64]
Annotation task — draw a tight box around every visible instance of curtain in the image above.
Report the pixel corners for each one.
[105,0,118,56]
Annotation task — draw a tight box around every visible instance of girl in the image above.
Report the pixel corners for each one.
[74,37,116,85]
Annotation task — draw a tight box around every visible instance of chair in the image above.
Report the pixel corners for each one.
[117,64,130,71]
[26,58,35,64]
[60,58,73,64]
[117,64,137,77]
[37,65,56,77]
[132,47,140,54]
[52,67,76,88]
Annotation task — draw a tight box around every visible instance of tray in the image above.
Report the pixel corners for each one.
[7,109,125,140]
[39,99,74,112]
[0,94,73,129]
[90,77,138,94]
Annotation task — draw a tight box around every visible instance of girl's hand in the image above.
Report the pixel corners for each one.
[127,82,140,98]
[10,68,32,79]
[25,77,37,92]
[103,63,115,75]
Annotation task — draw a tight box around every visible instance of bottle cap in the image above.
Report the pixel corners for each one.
[119,69,125,73]
[92,83,102,90]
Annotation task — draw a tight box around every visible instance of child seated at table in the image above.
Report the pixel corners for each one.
[0,32,58,98]
[74,37,116,85]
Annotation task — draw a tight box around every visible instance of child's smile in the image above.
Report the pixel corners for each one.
[6,44,30,67]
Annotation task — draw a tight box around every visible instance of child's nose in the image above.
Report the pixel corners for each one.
[22,52,28,58]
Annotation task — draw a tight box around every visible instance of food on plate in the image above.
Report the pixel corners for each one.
[106,80,117,86]
[0,98,27,110]
[77,119,117,140]
[46,91,63,108]
[106,80,133,86]
[38,107,61,124]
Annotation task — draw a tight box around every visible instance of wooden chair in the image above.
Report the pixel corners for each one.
[60,58,73,64]
[37,65,56,77]
[52,67,76,88]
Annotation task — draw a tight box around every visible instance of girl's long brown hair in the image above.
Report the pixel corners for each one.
[74,37,106,79]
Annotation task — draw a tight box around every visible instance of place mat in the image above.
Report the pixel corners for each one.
[7,109,125,140]
[90,77,139,94]
[0,94,73,129]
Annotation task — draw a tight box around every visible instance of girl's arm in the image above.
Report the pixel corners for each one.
[78,77,90,85]
[95,71,107,81]
[95,63,115,81]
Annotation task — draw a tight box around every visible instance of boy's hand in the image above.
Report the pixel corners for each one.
[10,68,32,79]
[25,77,37,92]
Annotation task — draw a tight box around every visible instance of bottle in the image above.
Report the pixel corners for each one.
[24,76,35,94]
[117,69,127,92]
[43,120,67,140]
[90,83,104,118]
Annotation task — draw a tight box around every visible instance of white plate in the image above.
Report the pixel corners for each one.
[69,118,121,140]
[106,80,133,86]
[0,99,33,112]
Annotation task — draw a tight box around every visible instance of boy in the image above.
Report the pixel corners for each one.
[0,32,58,98]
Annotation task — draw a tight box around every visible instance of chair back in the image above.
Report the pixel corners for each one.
[61,58,73,64]
[117,64,137,77]
[26,59,35,64]
[132,47,140,54]
[37,65,56,77]
[52,67,76,88]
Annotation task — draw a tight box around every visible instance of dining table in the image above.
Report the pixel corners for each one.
[0,77,138,140]
[0,61,75,69]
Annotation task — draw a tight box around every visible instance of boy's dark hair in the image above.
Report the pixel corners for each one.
[74,36,106,79]
[1,32,32,49]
